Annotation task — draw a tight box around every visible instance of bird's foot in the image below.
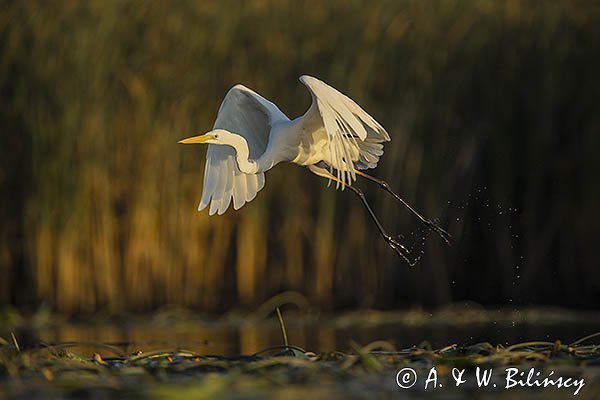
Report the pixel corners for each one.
[385,235,420,266]
[424,219,451,245]
[385,234,409,253]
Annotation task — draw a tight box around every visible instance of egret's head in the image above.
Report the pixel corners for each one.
[178,129,234,146]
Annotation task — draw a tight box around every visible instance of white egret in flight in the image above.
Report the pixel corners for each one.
[179,76,449,265]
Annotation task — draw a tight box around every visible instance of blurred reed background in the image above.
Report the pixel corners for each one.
[0,0,598,314]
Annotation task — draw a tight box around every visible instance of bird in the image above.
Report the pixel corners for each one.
[179,75,449,265]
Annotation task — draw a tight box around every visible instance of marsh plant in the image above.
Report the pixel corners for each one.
[0,1,597,313]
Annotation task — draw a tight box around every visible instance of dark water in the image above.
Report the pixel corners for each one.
[5,307,600,356]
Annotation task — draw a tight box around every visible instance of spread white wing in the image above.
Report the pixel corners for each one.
[298,75,390,188]
[200,84,289,215]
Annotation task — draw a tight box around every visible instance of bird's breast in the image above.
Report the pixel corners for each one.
[291,129,329,166]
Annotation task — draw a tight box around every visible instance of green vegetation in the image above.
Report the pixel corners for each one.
[1,331,598,399]
[2,304,599,397]
[1,0,598,313]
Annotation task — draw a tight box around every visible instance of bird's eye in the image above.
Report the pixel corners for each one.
[214,134,219,139]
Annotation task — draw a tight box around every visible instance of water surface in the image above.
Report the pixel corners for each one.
[5,306,599,356]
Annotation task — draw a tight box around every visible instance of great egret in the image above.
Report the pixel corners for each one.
[179,75,449,265]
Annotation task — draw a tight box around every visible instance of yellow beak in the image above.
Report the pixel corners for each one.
[178,133,214,144]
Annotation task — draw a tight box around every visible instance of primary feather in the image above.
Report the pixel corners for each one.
[298,75,390,188]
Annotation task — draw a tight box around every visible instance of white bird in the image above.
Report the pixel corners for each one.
[179,75,449,264]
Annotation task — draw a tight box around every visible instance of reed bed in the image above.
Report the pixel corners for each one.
[0,0,598,313]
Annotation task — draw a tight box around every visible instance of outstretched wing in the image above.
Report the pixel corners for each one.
[298,75,390,188]
[200,84,289,215]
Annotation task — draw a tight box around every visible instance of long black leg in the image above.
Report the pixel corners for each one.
[344,184,419,266]
[355,170,451,244]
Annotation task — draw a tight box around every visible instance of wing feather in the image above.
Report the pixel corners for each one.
[232,170,247,210]
[246,173,258,202]
[199,85,289,214]
[298,75,390,188]
[219,161,234,215]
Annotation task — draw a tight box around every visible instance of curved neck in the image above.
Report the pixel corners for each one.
[227,134,273,174]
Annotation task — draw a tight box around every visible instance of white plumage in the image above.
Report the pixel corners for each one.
[181,75,390,216]
[180,75,451,263]
[298,76,390,187]
[199,84,287,215]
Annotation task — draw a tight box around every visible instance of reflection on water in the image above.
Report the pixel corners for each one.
[4,307,600,357]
